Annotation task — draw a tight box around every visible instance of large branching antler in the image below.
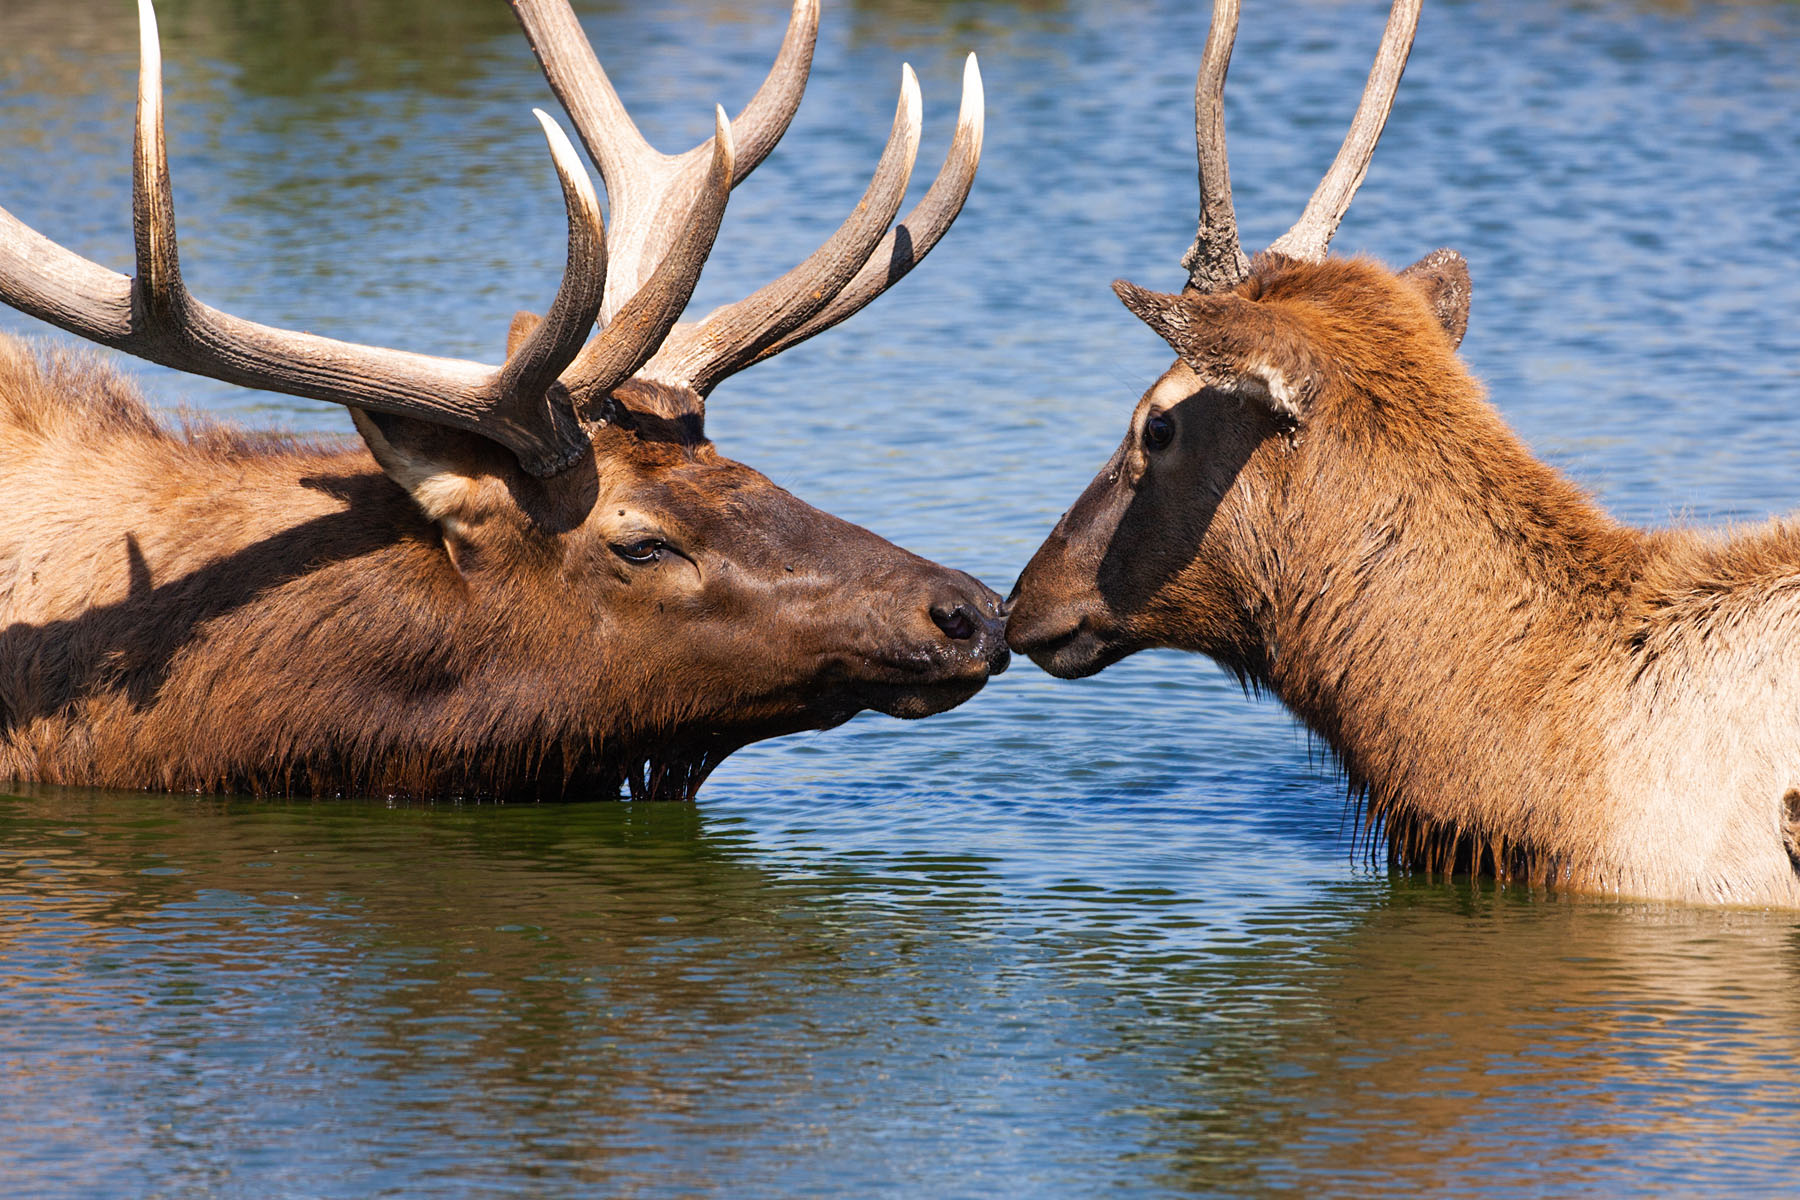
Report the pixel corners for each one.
[511,0,815,322]
[662,55,984,399]
[0,0,604,476]
[0,0,985,470]
[1180,0,1422,293]
[641,65,924,396]
[751,53,985,366]
[513,0,984,404]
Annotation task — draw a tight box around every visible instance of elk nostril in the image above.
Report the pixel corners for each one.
[931,602,978,642]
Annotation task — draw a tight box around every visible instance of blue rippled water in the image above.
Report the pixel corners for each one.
[1,0,1799,1195]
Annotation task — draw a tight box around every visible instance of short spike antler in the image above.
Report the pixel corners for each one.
[1181,0,1251,294]
[1267,0,1423,261]
[1177,0,1423,290]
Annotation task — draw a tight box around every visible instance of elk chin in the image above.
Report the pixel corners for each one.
[854,675,991,720]
[828,596,1011,718]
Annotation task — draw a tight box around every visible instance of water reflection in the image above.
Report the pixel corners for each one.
[0,787,1177,1194]
[1118,882,1800,1192]
[0,788,905,1191]
[5,788,1800,1195]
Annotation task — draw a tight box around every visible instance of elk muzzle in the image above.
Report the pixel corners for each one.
[1004,536,1125,680]
[1005,450,1137,679]
[851,567,1010,717]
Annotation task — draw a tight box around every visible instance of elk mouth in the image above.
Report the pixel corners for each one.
[1006,612,1130,680]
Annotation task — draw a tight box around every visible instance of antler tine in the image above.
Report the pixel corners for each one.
[510,0,818,318]
[1267,0,1423,261]
[642,66,924,399]
[704,0,818,184]
[1181,0,1251,293]
[132,0,181,322]
[561,109,736,404]
[495,110,610,406]
[753,53,985,364]
[0,0,601,477]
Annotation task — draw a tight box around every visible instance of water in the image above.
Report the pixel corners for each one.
[2,0,1799,1194]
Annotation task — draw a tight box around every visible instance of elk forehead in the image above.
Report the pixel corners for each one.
[1121,254,1480,434]
[1144,365,1200,414]
[1141,354,1299,426]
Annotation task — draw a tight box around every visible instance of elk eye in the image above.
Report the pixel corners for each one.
[613,539,664,564]
[1143,413,1175,451]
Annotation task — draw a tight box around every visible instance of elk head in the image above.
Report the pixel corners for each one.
[0,0,1006,798]
[1007,0,1471,682]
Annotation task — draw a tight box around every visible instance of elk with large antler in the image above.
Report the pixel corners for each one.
[1006,0,1800,906]
[0,0,1006,801]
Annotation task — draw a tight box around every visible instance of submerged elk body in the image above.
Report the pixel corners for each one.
[0,0,1006,800]
[1007,0,1800,906]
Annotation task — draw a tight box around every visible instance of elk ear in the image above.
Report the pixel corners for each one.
[350,408,491,528]
[1397,249,1471,349]
[1114,279,1315,424]
[1113,279,1197,349]
[507,310,545,358]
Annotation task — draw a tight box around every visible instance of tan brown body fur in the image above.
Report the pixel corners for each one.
[1008,254,1800,907]
[0,338,1005,800]
[0,340,618,797]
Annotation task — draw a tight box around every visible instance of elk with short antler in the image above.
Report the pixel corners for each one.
[1006,0,1800,907]
[0,0,1006,801]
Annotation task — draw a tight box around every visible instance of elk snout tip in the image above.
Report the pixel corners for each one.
[930,601,979,643]
[928,588,1011,677]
